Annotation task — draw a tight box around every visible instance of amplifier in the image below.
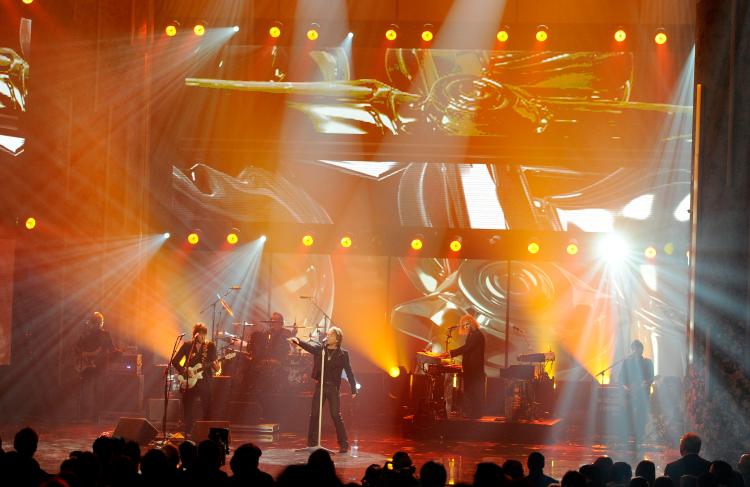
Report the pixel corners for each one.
[148,398,181,423]
[109,353,142,375]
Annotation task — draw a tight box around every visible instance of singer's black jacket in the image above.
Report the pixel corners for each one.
[297,340,358,391]
[450,327,486,378]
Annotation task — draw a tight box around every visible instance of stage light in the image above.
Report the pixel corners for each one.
[233,25,240,32]
[389,367,401,378]
[421,24,434,42]
[535,25,548,42]
[664,242,674,255]
[22,0,34,4]
[566,242,579,255]
[527,241,540,254]
[654,29,668,45]
[410,237,423,251]
[449,237,462,252]
[340,236,352,248]
[165,21,179,37]
[496,29,510,43]
[306,23,320,41]
[644,246,657,259]
[599,233,630,265]
[614,28,627,42]
[187,231,200,245]
[302,235,314,247]
[163,232,171,239]
[385,24,398,41]
[193,23,206,37]
[226,228,240,245]
[260,235,267,242]
[25,217,36,230]
[269,22,282,39]
[347,32,354,39]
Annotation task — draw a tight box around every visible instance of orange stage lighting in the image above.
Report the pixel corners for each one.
[410,238,423,251]
[644,246,657,259]
[614,29,627,42]
[566,243,579,255]
[421,24,434,42]
[340,236,352,248]
[449,238,462,252]
[535,26,548,42]
[496,30,509,43]
[307,23,320,41]
[388,367,401,378]
[654,29,668,45]
[269,23,282,39]
[302,235,314,247]
[165,22,178,37]
[187,231,200,245]
[385,27,398,41]
[193,23,206,36]
[528,242,540,254]
[22,0,34,4]
[25,217,36,230]
[226,228,240,245]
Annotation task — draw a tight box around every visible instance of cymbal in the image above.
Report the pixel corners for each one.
[283,325,313,329]
[258,320,279,323]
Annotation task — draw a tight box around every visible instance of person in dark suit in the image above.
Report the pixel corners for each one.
[288,326,358,453]
[664,433,712,482]
[449,313,486,419]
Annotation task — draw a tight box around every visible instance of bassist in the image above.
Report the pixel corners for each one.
[75,311,116,421]
[172,323,219,436]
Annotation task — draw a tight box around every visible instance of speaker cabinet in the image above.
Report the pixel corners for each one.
[148,398,181,423]
[113,417,158,444]
[192,420,230,442]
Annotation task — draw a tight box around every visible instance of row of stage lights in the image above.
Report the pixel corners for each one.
[262,22,671,45]
[158,20,671,46]
[178,228,683,260]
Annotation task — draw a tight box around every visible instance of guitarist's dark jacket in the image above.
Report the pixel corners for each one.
[171,340,217,381]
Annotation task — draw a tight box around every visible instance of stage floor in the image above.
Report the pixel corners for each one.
[0,421,680,485]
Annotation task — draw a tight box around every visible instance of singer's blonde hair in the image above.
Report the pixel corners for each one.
[328,326,343,346]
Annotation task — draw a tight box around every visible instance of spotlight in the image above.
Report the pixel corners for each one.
[260,235,267,242]
[165,21,179,37]
[664,242,674,255]
[566,242,579,255]
[535,25,549,42]
[496,27,509,43]
[269,22,282,39]
[644,246,657,259]
[421,24,434,42]
[385,24,398,41]
[25,217,36,230]
[654,28,668,45]
[410,237,423,251]
[163,232,171,239]
[306,23,320,41]
[193,23,206,37]
[302,234,314,247]
[449,237,462,252]
[599,233,630,265]
[226,228,240,245]
[340,236,353,248]
[22,0,33,4]
[389,366,401,378]
[527,241,540,254]
[614,28,627,42]
[233,25,240,32]
[187,230,201,245]
[347,32,354,39]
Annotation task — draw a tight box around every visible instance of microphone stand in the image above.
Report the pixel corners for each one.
[160,334,183,444]
[595,355,629,385]
[296,296,336,453]
[200,287,235,344]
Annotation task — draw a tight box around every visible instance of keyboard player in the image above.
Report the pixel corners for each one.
[448,314,486,419]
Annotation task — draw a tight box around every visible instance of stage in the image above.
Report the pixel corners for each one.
[0,420,680,484]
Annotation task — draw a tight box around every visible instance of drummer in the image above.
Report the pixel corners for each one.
[249,312,292,364]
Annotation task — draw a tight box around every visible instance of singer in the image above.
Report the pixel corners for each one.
[171,323,219,436]
[448,313,486,419]
[619,339,654,442]
[288,326,358,453]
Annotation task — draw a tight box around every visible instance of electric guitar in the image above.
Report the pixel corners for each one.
[75,346,107,374]
[176,352,235,391]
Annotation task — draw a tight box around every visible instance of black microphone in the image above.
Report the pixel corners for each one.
[177,333,186,338]
[230,286,241,290]
[447,325,459,331]
[300,295,313,299]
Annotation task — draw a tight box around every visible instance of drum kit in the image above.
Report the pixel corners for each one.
[213,320,319,394]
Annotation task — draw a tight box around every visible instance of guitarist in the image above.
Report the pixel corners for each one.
[75,311,115,421]
[619,339,654,443]
[171,323,219,436]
